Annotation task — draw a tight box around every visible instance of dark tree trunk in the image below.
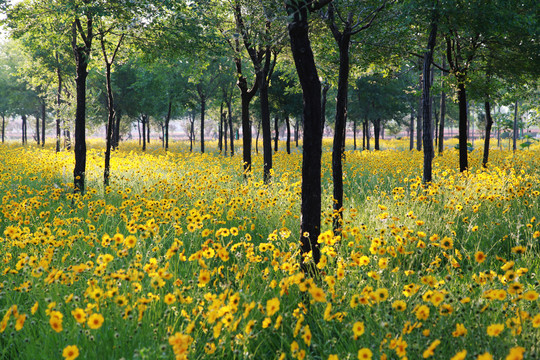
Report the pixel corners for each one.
[56,54,62,153]
[142,115,147,151]
[373,118,381,150]
[422,14,437,183]
[256,120,260,154]
[410,106,414,150]
[513,101,518,151]
[295,116,299,147]
[287,0,324,266]
[286,114,291,154]
[240,94,252,170]
[362,120,366,150]
[165,100,171,151]
[113,109,121,149]
[103,59,115,188]
[219,101,224,153]
[1,115,4,143]
[41,100,46,147]
[228,101,234,156]
[72,18,92,194]
[438,58,446,154]
[260,68,273,183]
[353,118,357,150]
[36,115,40,145]
[366,118,370,150]
[146,116,150,144]
[137,118,141,146]
[200,95,205,153]
[189,113,194,152]
[331,33,350,235]
[457,80,468,172]
[223,109,228,155]
[321,83,330,132]
[416,73,423,151]
[482,101,494,168]
[274,116,279,152]
[22,114,27,145]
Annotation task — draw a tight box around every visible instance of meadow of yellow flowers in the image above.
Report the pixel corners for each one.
[0,139,538,360]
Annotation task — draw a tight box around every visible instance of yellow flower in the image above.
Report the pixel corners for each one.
[62,345,80,360]
[266,297,280,317]
[422,339,441,358]
[532,313,540,328]
[415,305,430,320]
[486,323,504,337]
[452,323,467,337]
[164,293,176,305]
[474,251,486,263]
[124,235,137,248]
[87,313,104,330]
[477,353,493,360]
[357,348,372,360]
[505,346,525,360]
[392,300,407,311]
[31,302,38,315]
[71,308,86,324]
[352,321,365,339]
[451,350,467,360]
[198,270,211,287]
[302,325,312,346]
[15,314,26,331]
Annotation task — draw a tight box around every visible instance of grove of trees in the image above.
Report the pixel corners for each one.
[1,0,538,265]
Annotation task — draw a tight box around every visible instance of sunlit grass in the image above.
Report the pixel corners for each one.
[0,138,539,360]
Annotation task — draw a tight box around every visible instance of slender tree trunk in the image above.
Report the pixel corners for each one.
[103,59,115,187]
[331,34,350,235]
[417,73,423,151]
[286,114,291,154]
[374,118,381,150]
[366,119,370,150]
[410,107,414,150]
[295,116,299,147]
[113,109,121,149]
[22,114,27,145]
[219,101,223,153]
[274,116,279,152]
[223,108,228,155]
[142,115,147,151]
[438,57,446,154]
[189,113,194,152]
[353,119,357,150]
[55,55,62,152]
[199,96,205,153]
[260,72,273,183]
[256,120,260,154]
[287,1,323,266]
[513,101,518,151]
[362,120,366,150]
[457,80,468,172]
[240,94,251,170]
[422,14,437,183]
[137,118,141,146]
[41,100,46,147]
[1,115,4,143]
[228,101,234,156]
[147,116,150,144]
[321,83,330,132]
[482,101,494,168]
[72,19,92,194]
[165,100,171,151]
[36,115,40,145]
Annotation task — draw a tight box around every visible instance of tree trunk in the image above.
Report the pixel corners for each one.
[422,14,437,183]
[438,57,446,154]
[36,115,40,145]
[321,83,330,132]
[142,115,147,151]
[103,59,115,188]
[260,71,273,183]
[331,34,350,235]
[274,116,279,152]
[286,0,323,266]
[219,101,223,153]
[113,109,121,149]
[353,118,357,150]
[457,80,468,172]
[55,53,62,152]
[22,114,27,145]
[363,120,366,150]
[286,114,291,154]
[409,107,414,150]
[513,101,518,151]
[165,100,171,151]
[240,94,252,171]
[41,100,46,147]
[72,19,92,194]
[189,113,194,152]
[482,101,494,168]
[295,116,299,147]
[256,120,260,154]
[147,116,150,144]
[416,73,423,151]
[228,101,234,156]
[366,118,370,150]
[1,115,4,143]
[199,96,205,153]
[373,118,381,150]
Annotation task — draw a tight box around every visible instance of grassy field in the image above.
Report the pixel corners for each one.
[0,139,539,360]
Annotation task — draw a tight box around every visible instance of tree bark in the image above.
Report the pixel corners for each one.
[353,118,357,150]
[41,99,46,147]
[416,72,423,151]
[260,62,273,183]
[438,57,446,154]
[422,13,437,183]
[228,100,234,156]
[103,59,115,187]
[36,115,40,145]
[219,101,223,153]
[457,80,468,172]
[165,100,171,151]
[482,101,494,168]
[374,118,381,150]
[321,82,330,132]
[513,101,518,151]
[286,0,324,267]
[142,115,147,151]
[410,106,414,150]
[72,17,92,194]
[22,114,27,145]
[274,116,279,152]
[286,114,291,154]
[1,115,4,143]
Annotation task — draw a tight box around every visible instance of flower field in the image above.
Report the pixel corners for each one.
[0,139,539,360]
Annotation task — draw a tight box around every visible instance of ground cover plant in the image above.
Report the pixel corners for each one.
[0,139,539,360]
